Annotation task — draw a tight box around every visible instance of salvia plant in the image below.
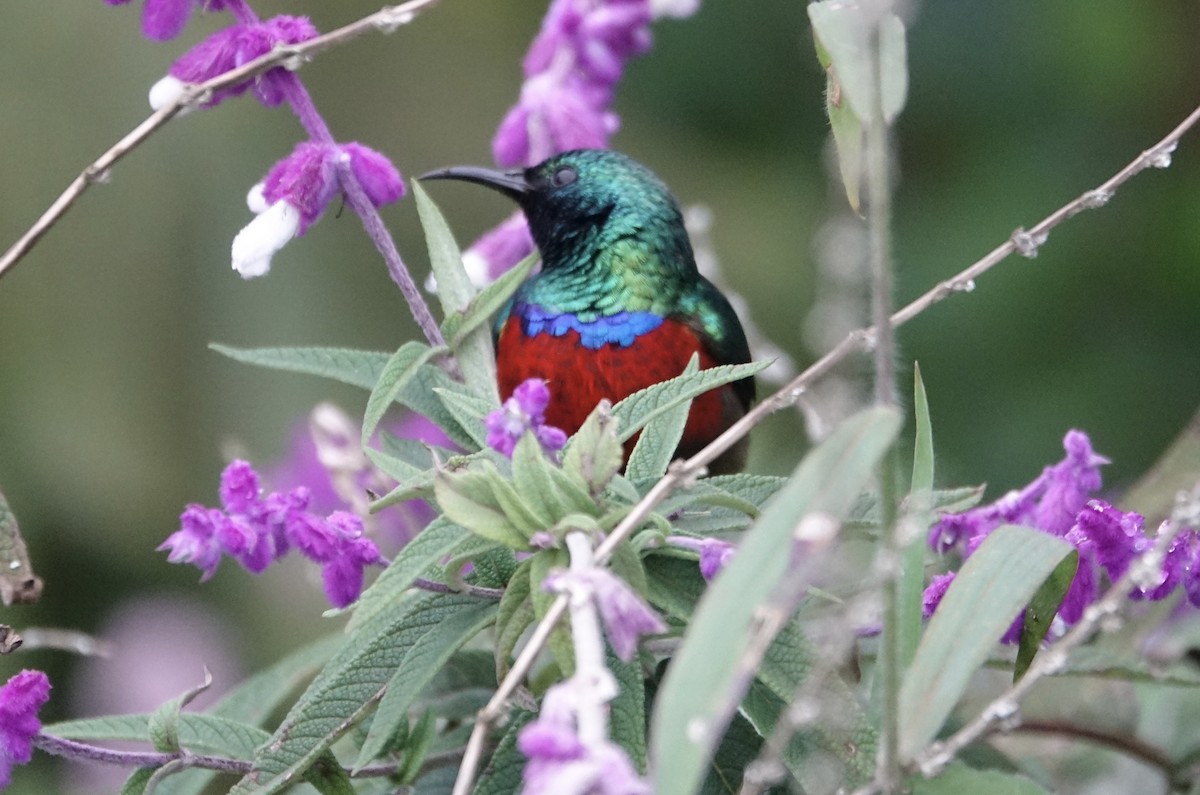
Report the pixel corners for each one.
[0,2,1199,794]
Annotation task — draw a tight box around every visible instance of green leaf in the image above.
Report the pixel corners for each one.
[608,646,648,772]
[650,407,902,795]
[148,670,212,753]
[303,752,355,795]
[808,2,908,125]
[210,344,478,450]
[1014,550,1078,682]
[414,181,498,401]
[909,762,1052,795]
[626,356,698,480]
[471,710,536,795]
[0,488,39,605]
[897,525,1075,760]
[442,251,536,347]
[495,558,535,682]
[511,433,593,523]
[396,709,437,784]
[355,601,497,768]
[119,768,155,795]
[209,344,388,389]
[530,548,574,676]
[899,363,935,672]
[226,592,481,795]
[610,360,769,444]
[349,517,472,633]
[46,713,269,758]
[434,388,495,450]
[363,445,428,488]
[361,341,447,447]
[434,464,531,548]
[757,617,877,788]
[208,637,342,727]
[563,403,624,496]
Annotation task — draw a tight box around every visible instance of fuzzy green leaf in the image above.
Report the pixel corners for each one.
[471,710,536,795]
[414,181,498,401]
[608,646,647,771]
[511,433,588,524]
[209,344,388,389]
[303,753,355,795]
[210,344,477,449]
[46,713,269,758]
[610,360,769,444]
[626,357,698,481]
[147,670,212,753]
[650,407,901,795]
[226,592,481,795]
[361,341,447,447]
[494,558,535,681]
[349,517,473,633]
[758,618,877,789]
[898,525,1075,760]
[434,465,531,548]
[355,601,497,768]
[119,768,155,795]
[563,403,624,496]
[442,251,536,347]
[529,548,574,675]
[434,388,494,450]
[808,2,908,125]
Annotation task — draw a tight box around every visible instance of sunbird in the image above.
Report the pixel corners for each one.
[423,149,755,473]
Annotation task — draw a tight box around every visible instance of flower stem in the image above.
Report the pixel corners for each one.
[277,76,446,349]
[863,3,901,790]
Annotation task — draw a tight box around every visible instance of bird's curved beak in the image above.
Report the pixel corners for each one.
[418,165,530,201]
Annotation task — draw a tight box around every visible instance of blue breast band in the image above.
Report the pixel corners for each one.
[518,304,665,349]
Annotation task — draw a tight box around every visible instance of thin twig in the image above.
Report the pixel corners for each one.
[449,101,1200,794]
[1010,719,1175,782]
[0,0,442,284]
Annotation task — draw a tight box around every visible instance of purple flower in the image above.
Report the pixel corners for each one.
[924,429,1200,644]
[518,681,650,795]
[232,141,403,278]
[319,512,385,608]
[104,0,230,42]
[148,16,319,109]
[460,0,696,286]
[160,459,384,607]
[929,429,1109,553]
[159,505,225,580]
[267,405,443,552]
[921,572,955,618]
[666,535,736,581]
[548,568,666,661]
[0,670,50,788]
[486,379,569,458]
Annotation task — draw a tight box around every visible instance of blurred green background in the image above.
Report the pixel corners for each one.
[1,1,1199,790]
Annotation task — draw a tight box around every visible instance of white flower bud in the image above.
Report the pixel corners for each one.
[231,201,300,279]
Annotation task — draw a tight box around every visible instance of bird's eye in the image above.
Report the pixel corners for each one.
[551,166,577,188]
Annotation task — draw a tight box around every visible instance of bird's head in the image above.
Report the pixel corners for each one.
[421,149,690,267]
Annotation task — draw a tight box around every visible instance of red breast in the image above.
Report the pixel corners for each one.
[496,315,746,471]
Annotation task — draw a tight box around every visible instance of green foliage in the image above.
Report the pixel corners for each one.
[897,526,1075,760]
[650,407,902,795]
